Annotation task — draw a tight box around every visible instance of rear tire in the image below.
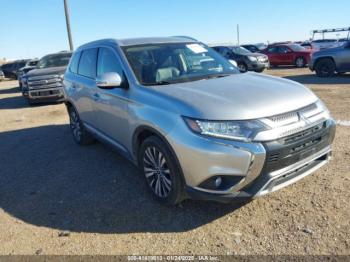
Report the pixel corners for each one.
[68,106,95,145]
[139,136,185,205]
[295,57,305,68]
[254,68,265,73]
[315,58,336,77]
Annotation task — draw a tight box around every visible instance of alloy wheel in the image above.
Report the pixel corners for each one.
[143,146,172,198]
[238,64,247,72]
[320,64,333,76]
[296,58,304,68]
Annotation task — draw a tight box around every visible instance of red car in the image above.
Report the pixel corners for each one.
[261,44,312,68]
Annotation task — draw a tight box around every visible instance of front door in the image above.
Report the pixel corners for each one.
[92,47,130,153]
[337,43,350,71]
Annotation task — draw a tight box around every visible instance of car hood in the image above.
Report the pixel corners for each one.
[313,46,344,56]
[246,53,267,58]
[19,66,36,72]
[148,72,318,120]
[26,66,67,77]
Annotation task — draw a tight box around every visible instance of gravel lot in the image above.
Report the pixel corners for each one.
[0,68,349,255]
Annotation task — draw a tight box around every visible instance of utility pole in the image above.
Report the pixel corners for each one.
[63,0,74,51]
[237,24,240,45]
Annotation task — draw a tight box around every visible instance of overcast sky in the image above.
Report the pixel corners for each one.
[1,0,349,59]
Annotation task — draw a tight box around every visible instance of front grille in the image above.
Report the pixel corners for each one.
[27,75,62,90]
[263,120,335,172]
[283,122,324,144]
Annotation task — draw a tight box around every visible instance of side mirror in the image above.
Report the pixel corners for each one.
[229,59,238,67]
[96,72,122,89]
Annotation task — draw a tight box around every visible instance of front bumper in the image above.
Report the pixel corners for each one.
[167,118,336,203]
[248,61,270,71]
[308,60,315,71]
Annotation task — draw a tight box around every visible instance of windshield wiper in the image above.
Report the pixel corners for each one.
[203,73,232,80]
[144,80,174,86]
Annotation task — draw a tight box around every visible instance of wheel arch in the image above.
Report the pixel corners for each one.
[314,56,337,70]
[64,99,79,114]
[132,125,187,184]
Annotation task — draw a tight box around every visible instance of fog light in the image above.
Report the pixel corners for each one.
[215,177,222,188]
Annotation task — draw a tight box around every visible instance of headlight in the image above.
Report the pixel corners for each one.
[184,117,268,142]
[247,56,258,62]
[59,74,64,80]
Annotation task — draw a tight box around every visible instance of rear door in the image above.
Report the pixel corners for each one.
[266,46,279,65]
[65,48,98,126]
[277,46,294,65]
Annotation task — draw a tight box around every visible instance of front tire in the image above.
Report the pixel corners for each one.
[68,106,95,145]
[238,63,248,73]
[139,136,185,205]
[315,58,336,77]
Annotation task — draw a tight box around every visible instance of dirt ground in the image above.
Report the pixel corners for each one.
[0,68,349,256]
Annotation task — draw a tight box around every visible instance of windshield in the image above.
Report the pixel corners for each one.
[288,44,307,52]
[230,46,252,55]
[122,42,239,85]
[28,60,38,67]
[37,53,72,69]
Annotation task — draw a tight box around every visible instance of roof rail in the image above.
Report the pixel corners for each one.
[171,36,198,41]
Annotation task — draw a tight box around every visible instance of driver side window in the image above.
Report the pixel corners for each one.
[97,48,123,77]
[221,47,231,58]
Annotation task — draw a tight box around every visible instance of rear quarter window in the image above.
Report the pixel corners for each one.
[69,51,81,74]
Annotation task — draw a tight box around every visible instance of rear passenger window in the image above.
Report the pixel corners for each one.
[78,49,97,78]
[97,48,123,76]
[268,47,278,53]
[69,51,81,74]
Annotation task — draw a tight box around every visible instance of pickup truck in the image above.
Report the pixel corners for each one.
[309,41,350,77]
[22,51,72,104]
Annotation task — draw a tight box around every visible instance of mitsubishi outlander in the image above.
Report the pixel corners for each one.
[63,37,335,205]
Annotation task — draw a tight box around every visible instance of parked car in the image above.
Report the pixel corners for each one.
[22,51,72,104]
[18,59,39,89]
[0,69,4,81]
[261,44,312,67]
[300,41,313,50]
[212,45,269,72]
[1,59,29,79]
[309,41,350,77]
[63,37,335,205]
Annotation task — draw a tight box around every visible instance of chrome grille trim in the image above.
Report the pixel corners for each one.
[27,75,62,90]
[255,102,331,141]
[28,75,59,81]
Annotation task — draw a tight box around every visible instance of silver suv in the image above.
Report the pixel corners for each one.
[63,37,336,205]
